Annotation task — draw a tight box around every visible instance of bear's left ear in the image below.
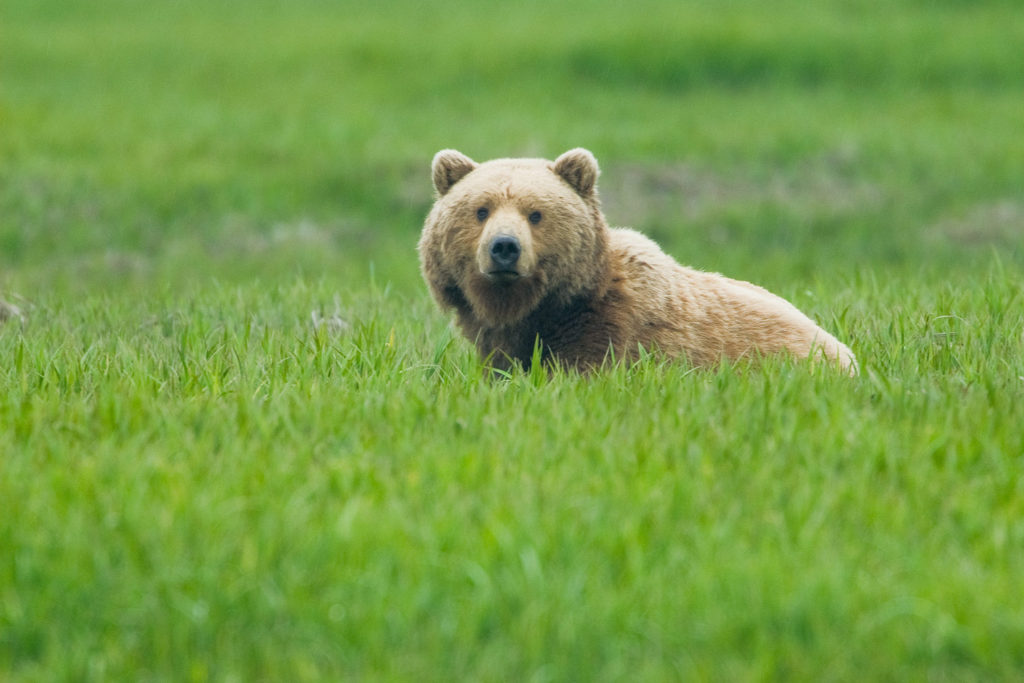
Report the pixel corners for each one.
[432,150,477,196]
[553,148,599,197]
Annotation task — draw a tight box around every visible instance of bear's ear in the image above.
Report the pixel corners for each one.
[432,150,477,196]
[553,148,599,197]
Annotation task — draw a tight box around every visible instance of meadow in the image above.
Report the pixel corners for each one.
[2,0,1023,680]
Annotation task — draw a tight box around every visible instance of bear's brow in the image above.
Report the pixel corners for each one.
[471,185,543,206]
[499,181,552,204]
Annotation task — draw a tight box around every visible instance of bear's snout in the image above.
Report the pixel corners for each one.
[488,235,521,271]
[474,208,537,280]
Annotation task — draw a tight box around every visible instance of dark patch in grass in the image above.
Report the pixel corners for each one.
[567,16,1024,93]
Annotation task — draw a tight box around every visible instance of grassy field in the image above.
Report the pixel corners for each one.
[3,0,1024,680]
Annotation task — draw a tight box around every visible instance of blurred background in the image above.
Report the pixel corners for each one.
[3,4,1023,679]
[3,0,1022,298]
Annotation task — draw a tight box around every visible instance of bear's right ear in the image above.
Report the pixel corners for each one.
[432,150,477,196]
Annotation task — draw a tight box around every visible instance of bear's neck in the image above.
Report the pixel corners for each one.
[472,289,608,372]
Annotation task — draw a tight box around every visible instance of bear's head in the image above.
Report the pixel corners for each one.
[419,148,610,329]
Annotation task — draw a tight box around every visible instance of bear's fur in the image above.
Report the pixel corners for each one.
[419,148,857,374]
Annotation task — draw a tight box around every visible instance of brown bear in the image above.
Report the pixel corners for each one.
[418,148,857,374]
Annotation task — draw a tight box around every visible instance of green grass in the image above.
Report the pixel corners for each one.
[3,0,1024,680]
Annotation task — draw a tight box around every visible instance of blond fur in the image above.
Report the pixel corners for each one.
[419,148,857,374]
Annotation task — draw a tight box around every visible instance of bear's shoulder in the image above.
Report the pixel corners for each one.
[605,227,692,290]
[608,228,679,268]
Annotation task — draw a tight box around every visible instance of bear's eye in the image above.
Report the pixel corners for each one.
[476,207,489,222]
[528,211,542,225]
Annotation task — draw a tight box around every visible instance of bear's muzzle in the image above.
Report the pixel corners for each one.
[488,234,521,275]
[476,216,536,281]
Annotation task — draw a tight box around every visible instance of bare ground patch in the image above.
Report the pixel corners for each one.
[598,153,885,228]
[0,297,27,326]
[926,201,1024,248]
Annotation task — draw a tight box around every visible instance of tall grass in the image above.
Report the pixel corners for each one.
[2,0,1023,679]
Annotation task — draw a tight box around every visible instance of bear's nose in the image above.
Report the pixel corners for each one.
[488,235,521,269]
